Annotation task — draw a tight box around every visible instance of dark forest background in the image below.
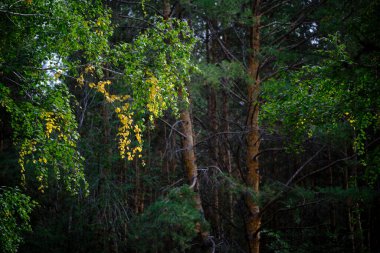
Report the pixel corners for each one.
[1,0,379,252]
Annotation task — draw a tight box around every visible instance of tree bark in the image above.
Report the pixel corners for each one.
[245,1,262,253]
[179,101,203,212]
[163,0,209,243]
[221,89,234,236]
[207,20,221,238]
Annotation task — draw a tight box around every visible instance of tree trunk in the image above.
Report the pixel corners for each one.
[163,0,209,244]
[207,84,221,238]
[207,21,221,238]
[245,1,262,253]
[221,89,234,236]
[179,103,203,210]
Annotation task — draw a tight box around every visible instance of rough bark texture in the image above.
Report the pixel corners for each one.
[180,106,202,205]
[180,112,197,184]
[245,1,262,253]
[163,0,208,244]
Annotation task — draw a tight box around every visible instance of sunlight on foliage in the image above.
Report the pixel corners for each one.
[0,0,114,195]
[79,18,197,161]
[0,83,87,195]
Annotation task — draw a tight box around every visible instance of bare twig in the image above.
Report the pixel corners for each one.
[285,145,326,186]
[294,154,356,185]
[158,118,187,138]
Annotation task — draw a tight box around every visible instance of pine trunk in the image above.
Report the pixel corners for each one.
[245,1,262,253]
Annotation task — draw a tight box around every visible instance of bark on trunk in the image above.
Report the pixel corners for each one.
[245,1,262,253]
[207,23,221,237]
[221,89,234,235]
[163,0,209,243]
[179,92,203,213]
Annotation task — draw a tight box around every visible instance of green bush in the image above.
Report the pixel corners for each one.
[128,186,208,252]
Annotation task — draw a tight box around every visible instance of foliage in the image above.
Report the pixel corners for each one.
[1,0,379,252]
[74,17,196,161]
[363,147,380,188]
[128,186,208,252]
[0,187,36,253]
[0,0,112,69]
[262,229,291,253]
[317,186,376,204]
[110,18,196,160]
[197,61,247,87]
[182,0,251,24]
[0,0,113,194]
[0,80,87,194]
[261,35,380,154]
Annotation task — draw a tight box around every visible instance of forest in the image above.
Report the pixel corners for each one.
[0,0,379,252]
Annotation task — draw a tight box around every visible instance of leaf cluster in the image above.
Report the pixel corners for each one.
[0,187,36,253]
[261,36,380,153]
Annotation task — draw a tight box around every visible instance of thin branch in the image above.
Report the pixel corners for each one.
[0,9,45,17]
[252,147,284,160]
[261,199,324,228]
[189,176,197,189]
[261,152,355,216]
[195,130,249,147]
[261,0,290,16]
[207,20,240,62]
[278,37,309,51]
[223,82,248,104]
[261,59,305,82]
[160,178,184,192]
[232,26,249,69]
[199,165,224,175]
[228,79,248,102]
[366,137,380,149]
[294,154,356,185]
[117,0,162,16]
[99,66,124,76]
[158,118,187,138]
[209,236,216,253]
[9,0,24,8]
[193,115,208,131]
[118,14,153,26]
[285,145,326,186]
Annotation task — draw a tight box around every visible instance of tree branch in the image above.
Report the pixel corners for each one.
[0,9,45,17]
[285,145,326,186]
